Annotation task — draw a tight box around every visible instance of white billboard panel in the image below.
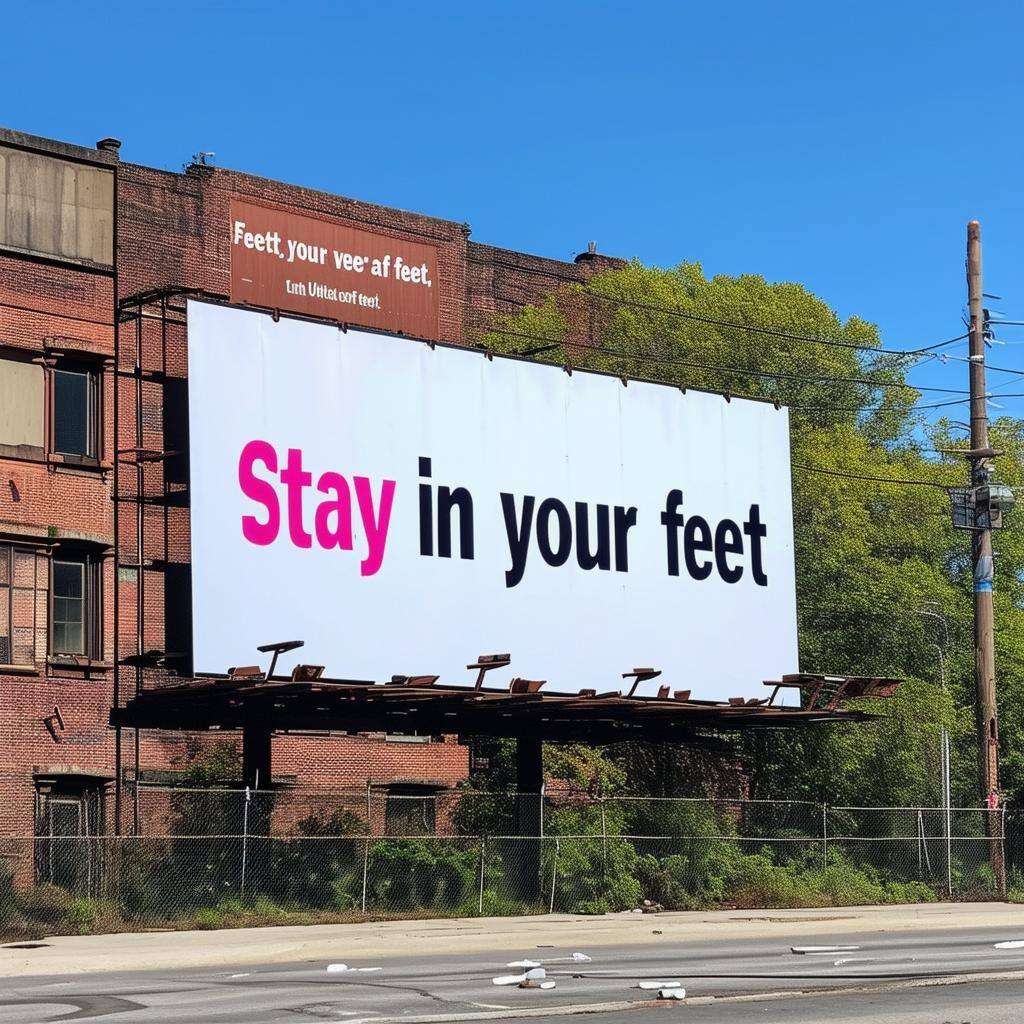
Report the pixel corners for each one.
[187,300,798,699]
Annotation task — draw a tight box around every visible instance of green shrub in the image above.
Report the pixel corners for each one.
[883,879,937,904]
[636,840,744,910]
[552,838,643,914]
[191,907,224,930]
[16,884,72,924]
[0,868,16,924]
[815,860,890,906]
[271,812,365,909]
[726,853,822,909]
[367,839,477,911]
[479,890,534,917]
[60,898,120,935]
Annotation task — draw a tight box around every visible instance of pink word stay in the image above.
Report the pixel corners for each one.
[237,440,396,576]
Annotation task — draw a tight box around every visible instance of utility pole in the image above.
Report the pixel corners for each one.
[966,219,1005,890]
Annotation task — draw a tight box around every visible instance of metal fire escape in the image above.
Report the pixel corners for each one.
[112,287,202,832]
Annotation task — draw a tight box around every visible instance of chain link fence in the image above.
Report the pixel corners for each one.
[1,786,1017,938]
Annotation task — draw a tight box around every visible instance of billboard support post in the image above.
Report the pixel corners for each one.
[515,734,543,901]
[242,724,272,790]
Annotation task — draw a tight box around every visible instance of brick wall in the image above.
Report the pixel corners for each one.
[1,133,622,841]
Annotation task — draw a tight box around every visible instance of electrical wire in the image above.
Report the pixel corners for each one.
[472,307,1024,424]
[935,353,1024,377]
[791,464,953,489]
[577,290,971,360]
[478,324,969,396]
[467,249,968,362]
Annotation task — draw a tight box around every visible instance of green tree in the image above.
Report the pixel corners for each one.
[480,261,1024,808]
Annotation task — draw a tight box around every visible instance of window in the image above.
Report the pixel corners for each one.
[50,554,101,659]
[0,545,44,666]
[52,560,85,654]
[35,782,106,892]
[53,367,99,459]
[385,785,438,836]
[0,355,44,452]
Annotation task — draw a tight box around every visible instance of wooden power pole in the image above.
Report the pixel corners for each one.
[966,219,1005,888]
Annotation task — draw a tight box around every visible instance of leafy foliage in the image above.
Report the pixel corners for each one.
[481,260,1024,808]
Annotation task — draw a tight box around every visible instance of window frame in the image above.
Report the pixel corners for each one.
[50,361,101,464]
[384,785,439,837]
[0,543,42,669]
[49,551,102,661]
[0,349,46,459]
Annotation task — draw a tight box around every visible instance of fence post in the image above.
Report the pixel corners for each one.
[360,779,372,913]
[240,785,250,901]
[549,837,560,914]
[361,838,369,913]
[918,810,932,878]
[946,794,953,898]
[921,811,929,876]
[1001,805,1008,898]
[600,794,608,881]
[478,837,486,916]
[822,803,828,870]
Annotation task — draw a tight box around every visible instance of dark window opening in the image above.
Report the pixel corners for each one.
[53,367,98,459]
[385,785,439,836]
[35,784,106,893]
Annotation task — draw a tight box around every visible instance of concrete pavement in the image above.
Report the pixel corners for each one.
[5,916,1024,1022]
[3,901,1024,978]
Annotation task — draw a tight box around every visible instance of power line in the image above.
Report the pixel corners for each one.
[479,324,970,395]
[791,463,953,489]
[935,353,1024,377]
[469,249,969,361]
[794,393,1024,413]
[791,396,969,413]
[579,289,971,359]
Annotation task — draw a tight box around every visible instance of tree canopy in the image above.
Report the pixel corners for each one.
[477,261,1024,808]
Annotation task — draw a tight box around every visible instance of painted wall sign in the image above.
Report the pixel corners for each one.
[229,199,440,339]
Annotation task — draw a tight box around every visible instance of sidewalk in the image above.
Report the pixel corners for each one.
[3,902,1023,979]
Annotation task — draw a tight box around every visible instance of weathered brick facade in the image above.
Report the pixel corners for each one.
[0,127,620,844]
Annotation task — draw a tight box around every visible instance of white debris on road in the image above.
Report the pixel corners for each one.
[791,945,861,954]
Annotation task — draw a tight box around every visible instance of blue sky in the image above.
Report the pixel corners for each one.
[5,0,1023,418]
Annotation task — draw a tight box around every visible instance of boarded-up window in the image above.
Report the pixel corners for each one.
[0,357,44,449]
[0,147,113,266]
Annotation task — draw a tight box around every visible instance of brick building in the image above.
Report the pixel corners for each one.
[0,127,621,849]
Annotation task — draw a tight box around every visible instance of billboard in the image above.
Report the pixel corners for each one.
[229,200,440,339]
[187,300,798,699]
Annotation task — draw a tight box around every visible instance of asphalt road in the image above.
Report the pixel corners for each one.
[3,925,1024,1022]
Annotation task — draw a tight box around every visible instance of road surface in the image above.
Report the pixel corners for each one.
[4,922,1024,1021]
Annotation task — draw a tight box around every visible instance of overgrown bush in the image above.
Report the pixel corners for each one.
[636,839,744,910]
[551,838,643,914]
[270,809,365,909]
[367,839,477,912]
